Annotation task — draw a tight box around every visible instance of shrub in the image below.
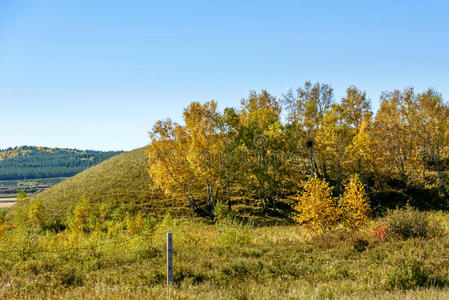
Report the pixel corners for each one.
[28,200,47,228]
[372,226,389,241]
[126,212,145,234]
[68,196,93,233]
[384,205,444,239]
[385,258,447,290]
[0,213,7,236]
[352,237,369,252]
[213,201,234,222]
[214,218,253,248]
[339,175,371,230]
[293,177,340,234]
[0,209,5,224]
[14,191,30,228]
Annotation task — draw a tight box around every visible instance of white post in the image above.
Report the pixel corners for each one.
[167,232,173,285]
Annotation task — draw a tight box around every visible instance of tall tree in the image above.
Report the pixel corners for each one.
[414,89,449,198]
[283,81,334,178]
[373,89,417,188]
[149,119,200,211]
[240,90,282,209]
[183,101,221,211]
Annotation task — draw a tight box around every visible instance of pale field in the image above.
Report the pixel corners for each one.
[0,198,15,208]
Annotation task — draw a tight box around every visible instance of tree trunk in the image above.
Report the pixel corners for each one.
[337,161,344,195]
[309,145,320,178]
[207,183,214,211]
[226,173,232,211]
[187,195,198,212]
[434,148,449,199]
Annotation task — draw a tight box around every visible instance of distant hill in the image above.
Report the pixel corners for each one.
[0,146,123,180]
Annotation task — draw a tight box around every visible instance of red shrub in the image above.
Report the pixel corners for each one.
[372,226,389,241]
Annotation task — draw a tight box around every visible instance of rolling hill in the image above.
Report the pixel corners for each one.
[33,147,194,222]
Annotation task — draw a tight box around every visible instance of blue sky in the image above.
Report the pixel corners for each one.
[1,0,448,151]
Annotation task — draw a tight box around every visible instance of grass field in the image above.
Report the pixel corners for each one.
[1,208,449,299]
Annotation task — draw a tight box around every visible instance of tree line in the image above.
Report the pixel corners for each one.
[148,82,449,214]
[0,146,122,180]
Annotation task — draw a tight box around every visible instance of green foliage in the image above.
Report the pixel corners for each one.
[0,209,5,223]
[383,206,444,240]
[213,218,253,248]
[28,199,46,228]
[385,258,448,290]
[14,191,30,228]
[68,196,93,233]
[0,146,122,180]
[213,201,234,222]
[1,213,449,298]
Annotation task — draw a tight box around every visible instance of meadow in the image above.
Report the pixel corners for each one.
[1,204,449,300]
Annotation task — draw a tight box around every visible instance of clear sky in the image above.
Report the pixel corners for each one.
[1,0,448,151]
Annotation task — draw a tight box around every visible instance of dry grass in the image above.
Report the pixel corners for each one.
[1,211,449,299]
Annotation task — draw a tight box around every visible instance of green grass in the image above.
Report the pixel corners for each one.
[33,147,193,222]
[2,211,449,299]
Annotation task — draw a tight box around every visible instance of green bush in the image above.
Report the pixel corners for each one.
[385,258,447,290]
[213,201,234,222]
[384,205,444,240]
[0,209,6,224]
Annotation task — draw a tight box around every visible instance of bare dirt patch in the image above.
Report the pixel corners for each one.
[0,198,15,208]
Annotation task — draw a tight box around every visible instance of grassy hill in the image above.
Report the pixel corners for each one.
[34,147,195,222]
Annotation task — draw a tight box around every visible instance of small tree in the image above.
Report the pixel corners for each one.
[68,196,93,233]
[293,177,340,234]
[339,175,370,230]
[14,190,30,228]
[28,199,46,228]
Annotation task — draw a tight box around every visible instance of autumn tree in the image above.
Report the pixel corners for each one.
[240,90,284,209]
[183,101,222,211]
[149,119,200,211]
[341,87,374,184]
[339,175,371,230]
[315,104,351,192]
[216,107,242,210]
[373,89,418,188]
[414,89,449,198]
[293,177,340,234]
[283,82,334,178]
[148,84,449,215]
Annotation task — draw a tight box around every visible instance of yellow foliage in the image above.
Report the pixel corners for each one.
[126,213,144,235]
[69,196,92,233]
[293,177,340,234]
[28,200,47,228]
[340,175,371,230]
[293,175,371,234]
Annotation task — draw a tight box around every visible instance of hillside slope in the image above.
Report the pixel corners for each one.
[0,146,122,180]
[34,147,193,222]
